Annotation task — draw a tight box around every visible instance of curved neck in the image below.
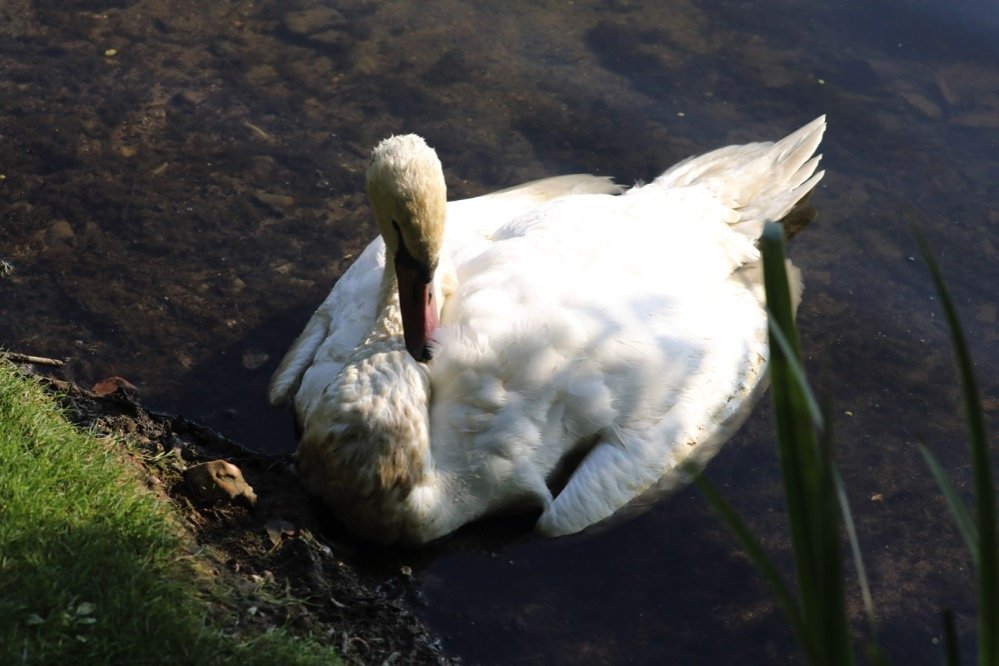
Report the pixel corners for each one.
[355,260,406,352]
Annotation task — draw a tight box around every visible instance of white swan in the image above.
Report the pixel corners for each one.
[269,117,826,545]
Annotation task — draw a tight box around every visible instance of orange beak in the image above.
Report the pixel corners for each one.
[395,256,438,362]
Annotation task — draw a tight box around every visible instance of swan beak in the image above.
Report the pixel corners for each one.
[395,258,438,362]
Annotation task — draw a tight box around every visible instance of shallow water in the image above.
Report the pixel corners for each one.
[2,0,998,662]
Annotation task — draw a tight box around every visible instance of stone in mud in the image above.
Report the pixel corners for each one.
[307,29,347,47]
[92,376,138,399]
[185,459,258,506]
[253,190,295,212]
[283,8,346,37]
[47,219,75,243]
[241,349,269,370]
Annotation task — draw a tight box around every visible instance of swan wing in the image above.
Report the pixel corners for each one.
[534,266,769,535]
[268,239,385,409]
[446,174,623,240]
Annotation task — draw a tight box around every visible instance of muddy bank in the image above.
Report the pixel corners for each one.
[16,360,452,665]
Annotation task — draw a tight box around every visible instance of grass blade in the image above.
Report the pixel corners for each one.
[817,390,877,645]
[760,223,823,615]
[834,466,890,665]
[692,473,813,660]
[918,444,980,566]
[833,471,872,618]
[761,222,855,665]
[913,223,998,666]
[766,315,824,431]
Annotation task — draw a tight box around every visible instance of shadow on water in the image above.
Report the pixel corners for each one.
[163,306,318,455]
[417,489,799,665]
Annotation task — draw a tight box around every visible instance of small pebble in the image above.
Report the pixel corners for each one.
[253,190,295,211]
[48,219,75,243]
[241,350,270,370]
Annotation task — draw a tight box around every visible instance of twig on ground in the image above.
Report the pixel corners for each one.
[3,352,65,367]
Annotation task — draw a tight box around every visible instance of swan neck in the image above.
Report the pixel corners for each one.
[367,261,405,343]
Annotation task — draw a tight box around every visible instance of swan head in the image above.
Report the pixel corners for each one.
[366,134,447,362]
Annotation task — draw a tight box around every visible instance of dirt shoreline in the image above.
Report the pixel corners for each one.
[20,362,453,665]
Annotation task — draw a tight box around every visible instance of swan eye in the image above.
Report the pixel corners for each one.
[391,220,405,250]
[391,220,435,283]
[392,220,406,244]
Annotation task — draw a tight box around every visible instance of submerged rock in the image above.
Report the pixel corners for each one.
[283,8,346,37]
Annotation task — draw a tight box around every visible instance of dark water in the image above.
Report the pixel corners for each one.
[2,0,998,662]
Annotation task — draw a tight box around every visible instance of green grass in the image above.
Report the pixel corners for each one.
[0,360,340,665]
[698,221,998,665]
[694,222,875,665]
[912,223,999,666]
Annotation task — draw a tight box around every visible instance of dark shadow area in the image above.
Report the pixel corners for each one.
[157,305,322,454]
[420,459,801,665]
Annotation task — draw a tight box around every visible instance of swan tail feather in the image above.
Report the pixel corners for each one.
[653,116,826,239]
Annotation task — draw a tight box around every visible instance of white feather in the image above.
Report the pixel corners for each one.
[270,117,826,544]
